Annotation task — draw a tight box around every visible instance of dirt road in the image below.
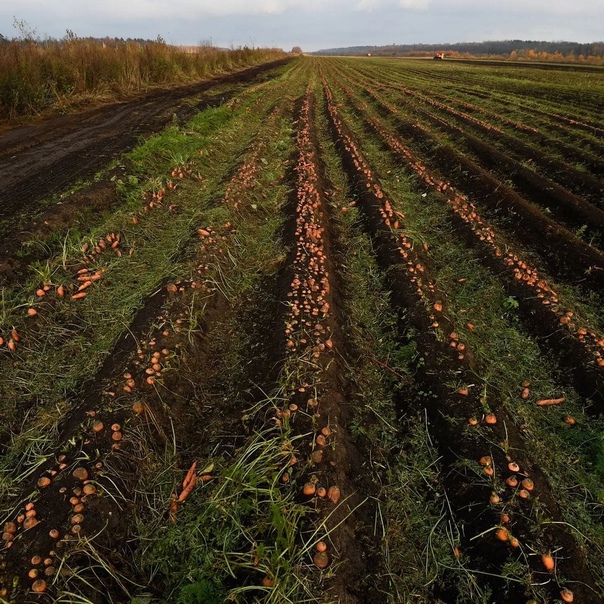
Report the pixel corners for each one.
[0,58,290,219]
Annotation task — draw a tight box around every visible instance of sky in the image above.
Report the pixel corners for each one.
[2,0,603,52]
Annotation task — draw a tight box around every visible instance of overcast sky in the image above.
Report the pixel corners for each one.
[2,0,603,52]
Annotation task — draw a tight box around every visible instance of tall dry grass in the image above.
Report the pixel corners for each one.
[0,39,285,120]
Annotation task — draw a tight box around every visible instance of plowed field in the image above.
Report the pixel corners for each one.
[1,56,603,604]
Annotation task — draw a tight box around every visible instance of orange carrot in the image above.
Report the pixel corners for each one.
[495,528,509,541]
[536,397,565,406]
[541,552,555,571]
[182,462,197,490]
[177,475,196,503]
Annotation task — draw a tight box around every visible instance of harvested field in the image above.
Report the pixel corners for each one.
[0,56,603,603]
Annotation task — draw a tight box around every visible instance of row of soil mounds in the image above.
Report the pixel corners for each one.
[322,77,602,604]
[359,87,604,293]
[335,77,604,414]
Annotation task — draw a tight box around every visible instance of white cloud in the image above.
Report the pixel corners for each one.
[5,0,601,22]
[353,0,598,14]
[398,0,429,8]
[6,0,331,21]
[355,0,429,10]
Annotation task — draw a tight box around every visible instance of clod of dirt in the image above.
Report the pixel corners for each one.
[313,551,329,569]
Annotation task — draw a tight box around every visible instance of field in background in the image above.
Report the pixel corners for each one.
[0,56,603,603]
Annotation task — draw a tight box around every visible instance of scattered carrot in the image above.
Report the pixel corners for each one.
[83,484,96,496]
[182,462,197,491]
[72,292,87,300]
[521,478,534,491]
[560,588,574,602]
[541,552,555,571]
[177,475,197,503]
[484,413,497,425]
[536,397,565,406]
[506,476,518,487]
[72,467,89,481]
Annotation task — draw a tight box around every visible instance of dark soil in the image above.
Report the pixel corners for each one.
[0,58,291,221]
[364,91,604,292]
[0,59,290,286]
[324,82,603,604]
[340,86,604,413]
[275,93,383,604]
[401,96,604,223]
[402,89,604,203]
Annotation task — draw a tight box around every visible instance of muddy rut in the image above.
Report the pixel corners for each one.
[0,58,290,220]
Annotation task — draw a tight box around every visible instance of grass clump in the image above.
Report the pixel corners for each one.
[0,35,286,121]
[135,428,314,604]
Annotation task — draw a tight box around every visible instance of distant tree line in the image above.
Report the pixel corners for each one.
[314,40,604,61]
[0,32,174,47]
